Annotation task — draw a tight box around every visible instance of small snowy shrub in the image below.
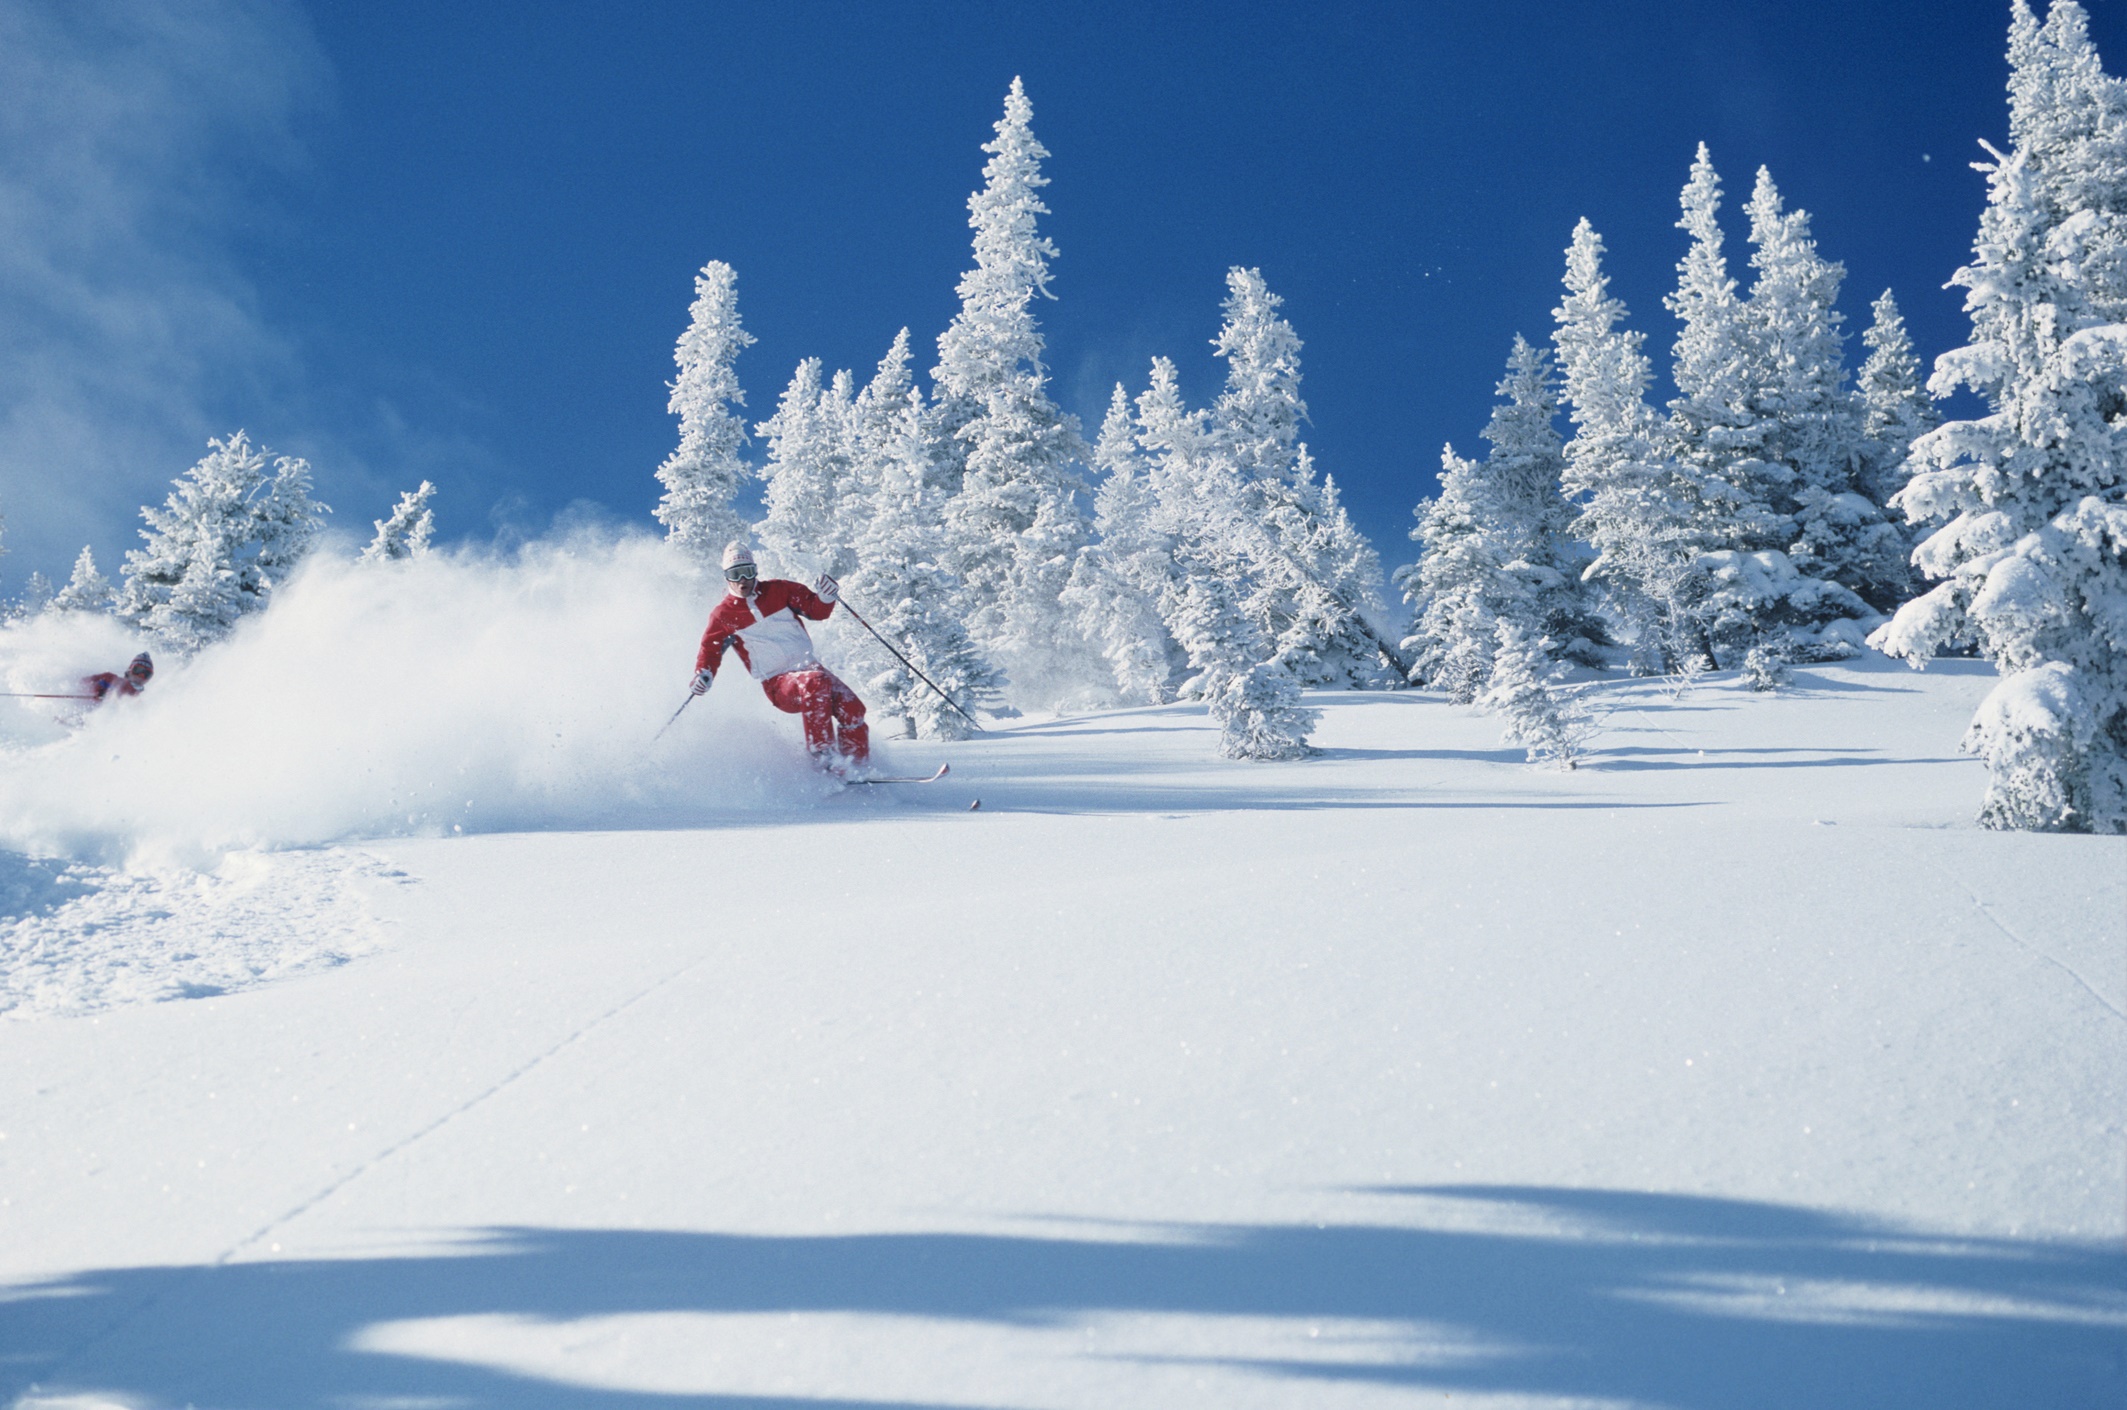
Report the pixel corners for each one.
[1209,659,1317,762]
[1662,646,1710,702]
[1742,642,1792,692]
[1480,622,1594,769]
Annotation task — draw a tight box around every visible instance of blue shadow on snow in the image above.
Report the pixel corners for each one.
[3,1186,2121,1409]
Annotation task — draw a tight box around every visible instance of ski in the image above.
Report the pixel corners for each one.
[840,763,950,785]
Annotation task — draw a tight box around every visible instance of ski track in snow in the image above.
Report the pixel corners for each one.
[21,942,720,1395]
[0,848,408,1019]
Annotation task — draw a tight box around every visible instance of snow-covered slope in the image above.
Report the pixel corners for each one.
[2,655,2122,1409]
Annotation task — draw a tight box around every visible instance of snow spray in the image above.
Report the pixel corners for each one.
[0,531,831,864]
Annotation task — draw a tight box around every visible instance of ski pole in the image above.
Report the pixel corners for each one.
[0,692,97,700]
[835,596,986,733]
[653,690,697,741]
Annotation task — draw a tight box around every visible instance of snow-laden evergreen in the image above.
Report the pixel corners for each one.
[1400,337,1600,702]
[841,388,1000,740]
[1135,358,1315,759]
[1874,0,2127,833]
[1552,219,1692,673]
[118,432,327,653]
[1851,290,1941,607]
[653,260,756,568]
[361,482,436,563]
[1740,168,1908,627]
[1854,290,1941,516]
[1478,620,1594,769]
[49,546,115,615]
[1742,639,1793,692]
[9,572,51,622]
[1663,144,1786,559]
[1654,150,1888,658]
[1209,268,1390,687]
[1061,385,1184,703]
[755,359,859,581]
[929,78,1098,705]
[827,332,1000,739]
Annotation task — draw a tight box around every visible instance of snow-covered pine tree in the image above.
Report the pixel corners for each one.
[50,546,115,614]
[1740,167,1906,631]
[1552,219,1696,673]
[251,451,326,594]
[1873,0,2127,833]
[1136,357,1315,759]
[930,77,1097,705]
[9,572,51,621]
[654,260,756,567]
[1209,267,1390,686]
[1399,336,1600,701]
[1061,383,1184,703]
[1663,145,1786,558]
[1852,288,1942,606]
[1402,445,1508,702]
[840,379,1002,739]
[118,432,326,653]
[755,358,859,582]
[1478,620,1594,769]
[362,481,437,562]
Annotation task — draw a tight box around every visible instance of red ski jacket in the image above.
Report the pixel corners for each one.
[696,578,835,681]
[82,672,142,702]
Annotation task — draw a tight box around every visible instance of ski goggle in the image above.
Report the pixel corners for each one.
[724,563,757,582]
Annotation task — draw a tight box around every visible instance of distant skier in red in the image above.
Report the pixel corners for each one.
[83,652,154,703]
[692,542,870,771]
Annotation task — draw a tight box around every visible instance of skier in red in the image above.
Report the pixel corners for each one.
[83,653,154,703]
[692,542,870,772]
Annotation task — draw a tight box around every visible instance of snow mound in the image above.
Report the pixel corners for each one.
[0,846,404,1019]
[0,531,834,864]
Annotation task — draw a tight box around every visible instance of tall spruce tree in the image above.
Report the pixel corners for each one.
[654,260,755,567]
[1209,267,1389,686]
[1401,337,1597,700]
[841,371,1002,739]
[1553,219,1693,673]
[1740,168,1907,624]
[1136,358,1315,759]
[1664,145,1785,556]
[1874,0,2127,832]
[1852,289,1941,606]
[1062,384,1184,703]
[755,359,859,581]
[930,78,1096,704]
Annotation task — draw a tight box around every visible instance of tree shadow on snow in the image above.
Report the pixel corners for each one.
[4,1186,2120,1410]
[1586,753,1962,773]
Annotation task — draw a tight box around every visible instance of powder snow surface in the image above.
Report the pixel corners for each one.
[1,650,2122,1409]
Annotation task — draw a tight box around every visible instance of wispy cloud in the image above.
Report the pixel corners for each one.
[0,0,326,586]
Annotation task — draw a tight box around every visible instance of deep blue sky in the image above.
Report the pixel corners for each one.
[5,0,2124,587]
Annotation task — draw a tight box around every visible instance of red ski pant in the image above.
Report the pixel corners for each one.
[760,667,870,765]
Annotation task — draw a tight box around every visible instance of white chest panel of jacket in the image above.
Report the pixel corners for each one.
[733,606,820,681]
